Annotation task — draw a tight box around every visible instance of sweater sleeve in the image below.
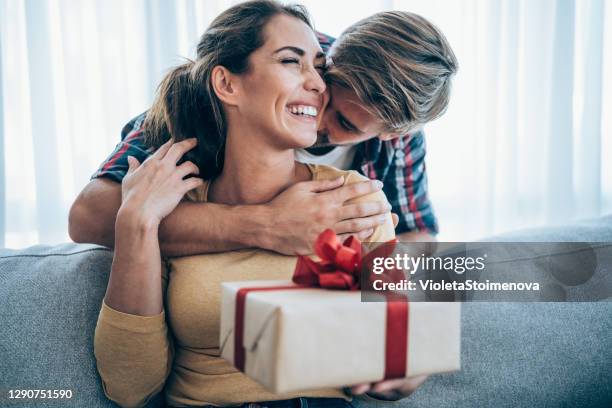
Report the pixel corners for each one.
[94,262,173,408]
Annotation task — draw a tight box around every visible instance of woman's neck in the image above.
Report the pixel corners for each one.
[208,122,312,205]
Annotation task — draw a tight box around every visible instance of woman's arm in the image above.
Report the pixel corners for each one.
[94,264,173,408]
[94,210,171,407]
[103,208,164,315]
[94,138,202,407]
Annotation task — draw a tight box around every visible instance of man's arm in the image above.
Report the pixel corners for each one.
[69,178,260,254]
[69,179,121,249]
[69,175,388,256]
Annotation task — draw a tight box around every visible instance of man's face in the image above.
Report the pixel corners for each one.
[316,84,398,147]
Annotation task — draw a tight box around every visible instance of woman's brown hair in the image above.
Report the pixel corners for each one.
[144,0,312,180]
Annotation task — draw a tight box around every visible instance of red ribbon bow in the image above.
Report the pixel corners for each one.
[293,228,401,291]
[293,229,363,290]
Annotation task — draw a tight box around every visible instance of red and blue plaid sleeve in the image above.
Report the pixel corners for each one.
[316,31,335,54]
[382,131,439,235]
[91,112,153,183]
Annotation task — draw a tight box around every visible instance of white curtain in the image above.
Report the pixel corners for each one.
[0,0,610,247]
[405,0,612,240]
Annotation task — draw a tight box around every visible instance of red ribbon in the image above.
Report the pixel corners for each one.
[233,229,408,380]
[383,293,409,379]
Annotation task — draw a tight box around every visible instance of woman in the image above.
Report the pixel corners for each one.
[94,1,422,406]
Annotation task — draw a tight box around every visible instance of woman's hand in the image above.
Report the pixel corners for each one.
[350,375,428,401]
[105,138,202,316]
[120,138,203,226]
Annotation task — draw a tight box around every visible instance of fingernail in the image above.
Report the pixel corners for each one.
[375,180,383,189]
[379,215,387,223]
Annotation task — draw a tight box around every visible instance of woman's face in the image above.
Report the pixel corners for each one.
[232,14,327,150]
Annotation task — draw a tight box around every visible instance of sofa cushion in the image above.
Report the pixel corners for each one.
[0,243,162,407]
[352,302,611,408]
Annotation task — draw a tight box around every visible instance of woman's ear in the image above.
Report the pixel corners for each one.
[211,65,239,106]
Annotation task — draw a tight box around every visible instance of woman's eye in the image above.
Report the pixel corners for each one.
[315,65,327,73]
[281,58,299,64]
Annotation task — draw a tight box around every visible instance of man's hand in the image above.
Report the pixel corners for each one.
[261,177,390,255]
[351,375,428,401]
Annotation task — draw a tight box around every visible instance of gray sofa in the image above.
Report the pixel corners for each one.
[1,216,611,407]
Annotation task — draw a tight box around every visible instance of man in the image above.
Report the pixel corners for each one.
[69,11,457,256]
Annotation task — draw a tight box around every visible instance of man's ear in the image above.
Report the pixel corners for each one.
[211,65,239,106]
[378,132,400,141]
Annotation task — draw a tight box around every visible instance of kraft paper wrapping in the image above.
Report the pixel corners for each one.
[219,280,461,394]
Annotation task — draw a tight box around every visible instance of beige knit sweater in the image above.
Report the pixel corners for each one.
[94,164,396,407]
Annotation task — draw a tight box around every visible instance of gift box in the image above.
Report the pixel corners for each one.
[219,230,460,394]
[219,280,460,393]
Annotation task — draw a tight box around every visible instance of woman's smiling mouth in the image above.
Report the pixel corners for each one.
[286,104,318,121]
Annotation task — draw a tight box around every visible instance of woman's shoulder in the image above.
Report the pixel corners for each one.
[309,164,379,193]
[309,164,364,183]
[309,164,396,243]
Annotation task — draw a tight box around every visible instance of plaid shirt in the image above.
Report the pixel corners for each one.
[92,33,438,235]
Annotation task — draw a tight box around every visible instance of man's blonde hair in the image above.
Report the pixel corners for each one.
[326,11,458,134]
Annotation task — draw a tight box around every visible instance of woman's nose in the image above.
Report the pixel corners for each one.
[305,69,326,94]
